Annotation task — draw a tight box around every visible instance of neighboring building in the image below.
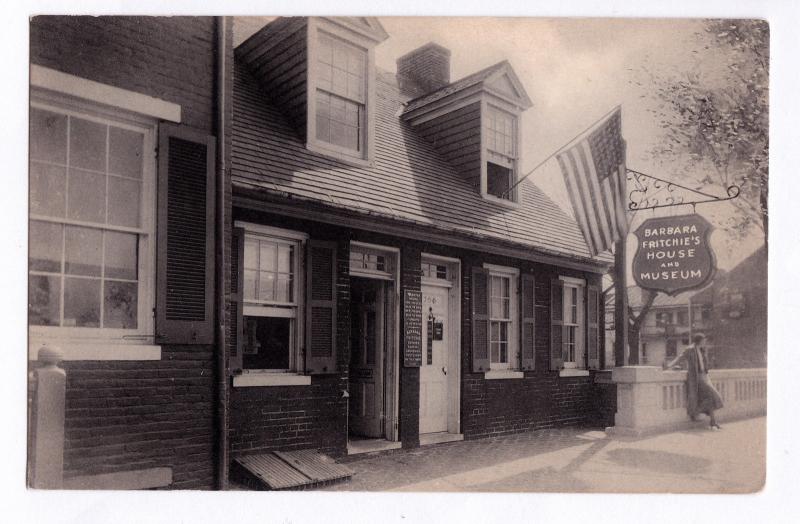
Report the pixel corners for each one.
[691,245,766,369]
[628,287,695,366]
[226,16,614,461]
[29,16,232,489]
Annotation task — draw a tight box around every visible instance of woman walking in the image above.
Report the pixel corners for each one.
[665,333,724,430]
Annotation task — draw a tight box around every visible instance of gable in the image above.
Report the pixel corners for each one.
[489,73,521,99]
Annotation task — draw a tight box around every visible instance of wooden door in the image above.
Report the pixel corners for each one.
[419,284,449,434]
[349,281,384,438]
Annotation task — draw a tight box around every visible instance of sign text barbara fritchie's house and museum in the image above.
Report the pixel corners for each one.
[632,214,716,295]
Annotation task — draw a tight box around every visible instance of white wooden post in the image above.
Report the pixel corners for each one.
[31,346,66,489]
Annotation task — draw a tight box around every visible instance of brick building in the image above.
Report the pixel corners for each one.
[28,15,619,490]
[28,16,232,489]
[225,16,614,463]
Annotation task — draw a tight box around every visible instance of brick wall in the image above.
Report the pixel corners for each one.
[30,16,216,132]
[30,16,221,489]
[227,225,349,457]
[458,250,605,439]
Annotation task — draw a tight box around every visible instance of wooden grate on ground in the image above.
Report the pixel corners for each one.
[233,449,353,490]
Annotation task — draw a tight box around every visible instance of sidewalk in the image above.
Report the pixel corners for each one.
[320,417,765,493]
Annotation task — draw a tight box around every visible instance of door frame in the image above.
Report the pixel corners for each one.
[421,253,461,435]
[350,241,400,442]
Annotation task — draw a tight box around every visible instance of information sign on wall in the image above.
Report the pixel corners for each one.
[403,289,423,367]
[632,214,716,295]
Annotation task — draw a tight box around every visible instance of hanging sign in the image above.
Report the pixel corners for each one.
[403,289,423,367]
[632,214,716,295]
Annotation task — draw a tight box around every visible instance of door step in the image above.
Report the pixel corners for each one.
[347,438,402,456]
[419,432,464,447]
[232,449,353,491]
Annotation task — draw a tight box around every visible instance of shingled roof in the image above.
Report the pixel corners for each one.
[232,60,613,267]
[402,61,509,114]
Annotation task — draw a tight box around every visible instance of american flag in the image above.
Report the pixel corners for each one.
[555,108,629,256]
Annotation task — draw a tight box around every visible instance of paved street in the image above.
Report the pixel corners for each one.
[321,417,765,493]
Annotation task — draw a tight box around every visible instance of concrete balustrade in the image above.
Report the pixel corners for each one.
[29,346,66,489]
[608,366,766,437]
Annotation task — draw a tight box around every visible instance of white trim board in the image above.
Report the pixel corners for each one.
[31,65,181,123]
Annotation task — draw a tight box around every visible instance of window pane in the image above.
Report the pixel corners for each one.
[30,221,62,273]
[30,162,67,217]
[107,176,140,228]
[259,271,275,301]
[30,108,67,164]
[63,277,100,327]
[244,239,258,270]
[259,242,277,271]
[243,269,257,300]
[108,127,143,179]
[277,245,292,273]
[491,297,502,318]
[69,117,106,171]
[499,341,507,363]
[104,280,138,328]
[318,35,333,64]
[491,321,500,342]
[29,274,61,326]
[502,297,510,319]
[67,168,106,223]
[491,341,499,363]
[276,275,292,303]
[65,226,102,276]
[499,322,509,343]
[243,316,291,370]
[105,231,138,280]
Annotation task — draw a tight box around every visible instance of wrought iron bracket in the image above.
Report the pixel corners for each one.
[626,168,740,212]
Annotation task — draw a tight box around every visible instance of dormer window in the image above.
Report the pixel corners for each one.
[485,105,517,201]
[305,18,387,165]
[315,33,367,154]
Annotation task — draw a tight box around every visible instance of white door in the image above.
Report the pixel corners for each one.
[419,285,449,434]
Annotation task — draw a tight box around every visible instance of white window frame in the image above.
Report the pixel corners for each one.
[484,263,519,372]
[480,99,522,207]
[28,91,160,361]
[560,276,585,370]
[237,222,308,376]
[306,18,377,166]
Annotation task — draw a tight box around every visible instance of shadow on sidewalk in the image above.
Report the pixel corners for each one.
[605,448,711,475]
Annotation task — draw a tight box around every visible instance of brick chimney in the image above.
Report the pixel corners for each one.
[397,42,451,97]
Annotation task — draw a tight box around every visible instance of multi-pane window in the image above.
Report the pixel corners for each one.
[485,106,517,200]
[421,262,448,280]
[350,249,386,273]
[29,104,151,332]
[242,232,301,370]
[562,283,583,367]
[489,274,512,369]
[315,32,367,154]
[677,310,688,326]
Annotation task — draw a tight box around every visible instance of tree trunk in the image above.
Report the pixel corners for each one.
[627,288,658,364]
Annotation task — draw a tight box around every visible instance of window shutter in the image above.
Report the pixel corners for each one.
[471,266,490,373]
[520,274,536,371]
[550,279,564,370]
[229,227,245,375]
[306,240,338,374]
[587,284,601,370]
[156,123,216,345]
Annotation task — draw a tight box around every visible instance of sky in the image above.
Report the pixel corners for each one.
[235,16,764,271]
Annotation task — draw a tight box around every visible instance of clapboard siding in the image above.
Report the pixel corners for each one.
[415,102,483,189]
[232,62,605,262]
[236,19,309,140]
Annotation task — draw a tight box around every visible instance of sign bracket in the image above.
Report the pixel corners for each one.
[627,168,741,212]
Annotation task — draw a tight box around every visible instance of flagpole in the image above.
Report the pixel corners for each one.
[502,104,621,198]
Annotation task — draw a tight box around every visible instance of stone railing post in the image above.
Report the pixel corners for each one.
[30,346,66,489]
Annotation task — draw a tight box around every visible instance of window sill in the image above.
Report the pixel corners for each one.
[233,372,311,387]
[559,369,590,378]
[28,340,161,361]
[480,192,521,209]
[484,370,524,380]
[306,141,373,168]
